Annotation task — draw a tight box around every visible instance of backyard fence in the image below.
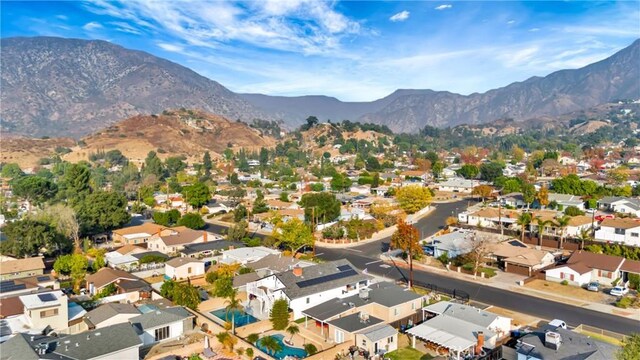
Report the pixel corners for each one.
[574,324,627,342]
[412,280,470,303]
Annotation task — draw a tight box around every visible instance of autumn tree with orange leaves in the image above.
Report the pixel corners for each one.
[391,219,423,289]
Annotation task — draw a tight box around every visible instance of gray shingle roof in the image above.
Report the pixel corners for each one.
[180,241,245,255]
[302,282,422,321]
[423,301,498,328]
[246,254,304,273]
[516,327,618,360]
[328,312,384,333]
[130,306,193,330]
[275,259,372,300]
[1,323,142,360]
[85,303,140,327]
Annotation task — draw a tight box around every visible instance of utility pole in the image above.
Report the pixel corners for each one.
[498,196,504,236]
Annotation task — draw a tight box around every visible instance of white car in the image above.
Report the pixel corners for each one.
[549,319,567,329]
[610,286,629,297]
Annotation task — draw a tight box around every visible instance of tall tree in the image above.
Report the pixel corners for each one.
[269,299,290,331]
[164,156,186,177]
[225,289,243,335]
[395,185,432,214]
[456,164,479,179]
[480,162,505,183]
[202,151,213,176]
[535,217,552,247]
[516,212,532,242]
[468,234,491,279]
[53,254,88,292]
[521,183,536,209]
[36,204,81,253]
[12,176,58,206]
[183,182,211,208]
[143,151,164,179]
[177,213,205,229]
[300,192,341,224]
[472,185,493,202]
[1,219,68,257]
[75,191,130,235]
[391,219,423,288]
[617,333,640,360]
[286,324,300,342]
[252,190,269,214]
[62,164,91,201]
[536,186,550,208]
[271,217,313,255]
[555,215,571,249]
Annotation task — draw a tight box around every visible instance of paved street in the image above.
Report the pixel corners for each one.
[205,201,639,334]
[316,201,640,335]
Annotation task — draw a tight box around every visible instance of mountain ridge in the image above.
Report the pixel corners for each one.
[1,36,638,136]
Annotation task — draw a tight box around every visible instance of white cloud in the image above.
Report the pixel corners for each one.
[55,15,68,20]
[507,20,516,25]
[434,4,452,11]
[529,28,540,32]
[82,22,103,30]
[501,46,539,67]
[109,21,142,34]
[389,10,410,22]
[157,42,184,53]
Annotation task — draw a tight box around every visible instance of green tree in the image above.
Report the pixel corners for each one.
[172,282,201,310]
[617,333,640,360]
[105,149,127,166]
[62,164,91,201]
[431,161,444,179]
[183,182,211,207]
[304,343,318,355]
[53,253,88,291]
[143,151,164,179]
[555,215,571,249]
[502,178,523,194]
[279,192,289,202]
[153,209,181,226]
[272,217,314,255]
[1,219,69,257]
[12,176,58,205]
[269,299,290,330]
[535,217,552,247]
[286,324,300,342]
[213,277,234,298]
[203,151,213,176]
[564,206,585,216]
[395,185,432,214]
[225,288,243,334]
[165,156,186,177]
[456,164,479,179]
[177,213,205,229]
[246,333,260,344]
[233,205,247,222]
[330,173,352,192]
[1,163,23,179]
[75,191,130,235]
[160,279,176,299]
[372,172,380,188]
[227,220,248,241]
[516,212,532,242]
[521,183,536,209]
[259,147,269,168]
[252,190,269,214]
[300,192,341,223]
[480,162,505,182]
[259,335,283,356]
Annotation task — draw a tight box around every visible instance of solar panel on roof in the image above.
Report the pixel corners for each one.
[0,280,16,287]
[297,268,358,288]
[0,324,11,337]
[37,276,51,282]
[37,293,57,302]
[1,283,26,292]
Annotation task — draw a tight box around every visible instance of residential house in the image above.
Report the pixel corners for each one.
[85,268,140,296]
[112,223,166,245]
[564,215,594,237]
[218,246,280,265]
[266,199,299,210]
[302,282,423,342]
[244,254,313,278]
[428,230,475,259]
[105,244,148,270]
[407,301,511,359]
[179,240,244,259]
[0,257,45,281]
[500,193,526,208]
[84,303,141,329]
[597,196,640,217]
[547,193,584,210]
[545,251,627,286]
[204,199,235,214]
[164,258,205,281]
[146,227,210,255]
[459,208,519,229]
[0,323,142,360]
[246,260,373,319]
[371,186,390,197]
[0,274,58,299]
[507,322,618,360]
[489,241,555,276]
[594,218,640,246]
[350,185,372,196]
[355,324,399,356]
[436,178,479,193]
[129,306,194,346]
[401,170,429,182]
[18,291,69,332]
[326,312,395,352]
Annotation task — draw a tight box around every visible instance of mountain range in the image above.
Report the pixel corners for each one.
[1,36,638,137]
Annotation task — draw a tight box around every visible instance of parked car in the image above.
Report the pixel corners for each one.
[610,286,629,297]
[422,246,434,256]
[586,281,600,292]
[549,319,567,329]
[198,288,209,301]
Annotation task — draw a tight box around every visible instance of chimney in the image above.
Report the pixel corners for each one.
[292,266,303,277]
[545,331,561,350]
[476,331,485,354]
[203,232,208,243]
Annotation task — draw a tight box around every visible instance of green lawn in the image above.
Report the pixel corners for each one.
[384,347,433,360]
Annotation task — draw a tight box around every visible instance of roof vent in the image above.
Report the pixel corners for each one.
[359,288,370,300]
[359,312,370,323]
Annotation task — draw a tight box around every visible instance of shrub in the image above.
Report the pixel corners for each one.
[205,271,218,284]
[437,253,449,266]
[628,273,640,290]
[245,348,254,358]
[615,296,633,309]
[560,280,569,285]
[564,206,584,216]
[304,343,318,355]
[139,255,167,264]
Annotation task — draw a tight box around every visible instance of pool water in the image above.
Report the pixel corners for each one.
[256,334,307,359]
[210,308,259,327]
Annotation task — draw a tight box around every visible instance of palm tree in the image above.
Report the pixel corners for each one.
[535,217,552,247]
[286,324,300,343]
[577,227,592,250]
[516,212,532,242]
[246,333,259,344]
[259,335,282,356]
[224,289,243,335]
[215,331,237,353]
[555,215,571,249]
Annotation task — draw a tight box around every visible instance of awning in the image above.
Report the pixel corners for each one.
[406,323,475,352]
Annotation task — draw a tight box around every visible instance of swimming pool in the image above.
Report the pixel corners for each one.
[210,308,259,327]
[256,334,307,359]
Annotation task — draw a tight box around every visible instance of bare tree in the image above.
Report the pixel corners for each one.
[34,204,81,253]
[468,233,492,279]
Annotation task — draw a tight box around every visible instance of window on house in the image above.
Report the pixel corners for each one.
[362,339,366,346]
[412,302,416,310]
[155,326,170,341]
[40,308,58,318]
[394,308,399,316]
[188,267,192,274]
[388,337,394,343]
[599,270,613,279]
[306,297,310,304]
[631,233,639,238]
[615,228,626,235]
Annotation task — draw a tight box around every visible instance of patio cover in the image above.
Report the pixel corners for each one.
[406,315,492,353]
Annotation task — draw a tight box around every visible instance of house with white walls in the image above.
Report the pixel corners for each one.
[594,218,640,246]
[246,260,373,319]
[129,306,194,346]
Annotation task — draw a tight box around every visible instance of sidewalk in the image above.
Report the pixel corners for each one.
[384,255,640,322]
[316,207,436,249]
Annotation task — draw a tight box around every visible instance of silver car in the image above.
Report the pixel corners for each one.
[586,281,599,292]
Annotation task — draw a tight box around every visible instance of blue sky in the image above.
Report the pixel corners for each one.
[2,1,639,101]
